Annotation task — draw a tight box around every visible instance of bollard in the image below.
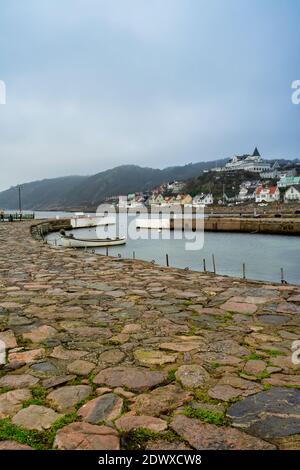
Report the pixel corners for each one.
[212,254,216,275]
[203,258,206,273]
[280,268,288,284]
[106,247,108,256]
[242,263,246,279]
[166,253,169,267]
[133,251,135,260]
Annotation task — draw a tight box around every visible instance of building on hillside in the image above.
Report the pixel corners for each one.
[260,166,296,180]
[284,185,300,202]
[193,193,214,205]
[118,196,128,207]
[167,181,185,193]
[148,194,165,205]
[277,175,300,188]
[174,194,193,205]
[237,186,255,202]
[181,194,193,205]
[224,147,271,173]
[255,186,280,203]
[260,161,280,179]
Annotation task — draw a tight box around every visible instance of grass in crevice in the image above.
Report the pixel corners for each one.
[244,353,265,361]
[0,387,12,395]
[121,428,184,450]
[22,386,48,408]
[183,406,226,425]
[193,389,220,405]
[261,349,285,357]
[166,368,177,383]
[0,412,78,450]
[263,383,272,391]
[17,337,33,348]
[256,371,271,380]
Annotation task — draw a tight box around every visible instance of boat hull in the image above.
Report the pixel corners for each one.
[61,236,126,248]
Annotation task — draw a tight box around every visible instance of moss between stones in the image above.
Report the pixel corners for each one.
[210,362,220,369]
[183,326,198,336]
[192,389,220,405]
[17,337,33,348]
[263,383,272,391]
[261,349,285,357]
[244,353,266,361]
[121,397,130,414]
[166,368,177,383]
[0,387,12,395]
[183,406,226,425]
[68,376,83,386]
[256,371,271,380]
[87,372,98,391]
[121,428,185,450]
[0,412,78,450]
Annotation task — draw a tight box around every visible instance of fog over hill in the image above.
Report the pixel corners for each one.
[0,160,228,210]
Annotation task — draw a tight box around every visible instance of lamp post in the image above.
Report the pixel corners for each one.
[18,185,22,220]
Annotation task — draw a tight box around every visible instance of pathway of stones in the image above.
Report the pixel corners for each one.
[0,222,299,450]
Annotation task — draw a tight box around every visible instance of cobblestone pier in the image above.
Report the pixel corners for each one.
[0,221,299,450]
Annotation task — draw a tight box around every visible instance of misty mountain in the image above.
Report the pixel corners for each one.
[0,160,229,210]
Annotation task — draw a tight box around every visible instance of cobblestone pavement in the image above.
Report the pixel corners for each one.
[0,221,299,450]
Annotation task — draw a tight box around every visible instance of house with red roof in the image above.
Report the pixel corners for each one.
[255,185,280,203]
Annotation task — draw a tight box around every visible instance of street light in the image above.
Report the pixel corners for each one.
[18,185,22,220]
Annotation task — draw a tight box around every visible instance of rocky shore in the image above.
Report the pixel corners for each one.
[0,221,299,450]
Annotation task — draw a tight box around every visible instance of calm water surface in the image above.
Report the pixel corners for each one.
[45,214,300,285]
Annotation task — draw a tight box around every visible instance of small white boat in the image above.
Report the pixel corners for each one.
[60,232,126,248]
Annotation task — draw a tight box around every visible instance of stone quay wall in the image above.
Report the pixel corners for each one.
[172,217,300,235]
[30,219,72,240]
[30,216,300,239]
[0,221,299,450]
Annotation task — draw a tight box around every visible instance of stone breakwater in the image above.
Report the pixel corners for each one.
[0,221,299,450]
[172,217,300,235]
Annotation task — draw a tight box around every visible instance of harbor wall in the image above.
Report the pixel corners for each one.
[30,216,300,239]
[70,216,115,228]
[30,218,72,239]
[171,217,300,235]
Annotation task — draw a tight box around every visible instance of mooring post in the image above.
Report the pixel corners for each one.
[203,258,206,273]
[242,262,246,279]
[212,254,216,274]
[166,253,169,267]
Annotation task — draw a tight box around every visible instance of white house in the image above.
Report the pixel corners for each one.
[238,187,255,201]
[255,186,280,203]
[167,181,185,193]
[193,193,214,205]
[224,148,271,173]
[284,185,300,202]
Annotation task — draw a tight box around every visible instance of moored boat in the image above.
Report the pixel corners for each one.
[60,231,126,248]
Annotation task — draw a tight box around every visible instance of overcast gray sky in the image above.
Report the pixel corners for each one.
[0,0,299,191]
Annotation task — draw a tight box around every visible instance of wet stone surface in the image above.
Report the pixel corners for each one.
[227,387,300,439]
[0,221,299,449]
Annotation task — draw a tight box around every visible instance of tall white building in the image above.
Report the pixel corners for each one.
[224,148,271,173]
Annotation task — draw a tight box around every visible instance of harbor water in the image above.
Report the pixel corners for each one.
[44,212,300,285]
